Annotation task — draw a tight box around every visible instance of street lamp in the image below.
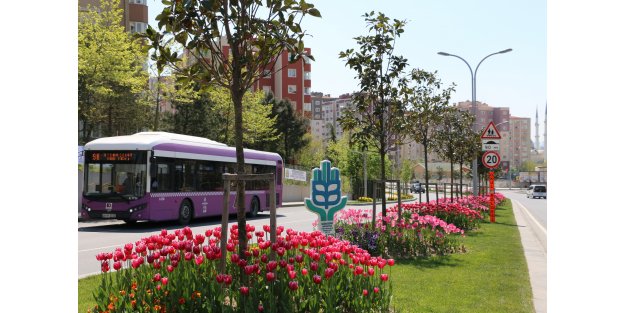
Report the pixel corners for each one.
[437,48,512,196]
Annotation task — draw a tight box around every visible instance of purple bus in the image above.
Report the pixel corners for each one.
[80,132,283,224]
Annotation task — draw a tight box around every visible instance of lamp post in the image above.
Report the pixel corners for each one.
[437,49,512,196]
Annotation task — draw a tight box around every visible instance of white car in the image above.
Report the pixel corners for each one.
[527,185,547,199]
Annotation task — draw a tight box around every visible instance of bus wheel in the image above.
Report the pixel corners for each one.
[123,219,136,225]
[247,197,260,218]
[178,200,193,225]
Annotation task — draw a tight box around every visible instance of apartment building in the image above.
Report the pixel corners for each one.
[78,0,148,34]
[510,116,532,170]
[209,37,313,117]
[309,93,353,146]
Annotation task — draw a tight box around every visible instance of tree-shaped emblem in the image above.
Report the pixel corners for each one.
[305,160,347,235]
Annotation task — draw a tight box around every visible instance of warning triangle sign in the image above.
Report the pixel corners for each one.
[480,121,502,139]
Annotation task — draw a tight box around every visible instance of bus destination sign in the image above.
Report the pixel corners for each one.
[87,152,138,162]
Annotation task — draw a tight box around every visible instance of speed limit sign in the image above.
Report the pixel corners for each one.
[482,151,501,169]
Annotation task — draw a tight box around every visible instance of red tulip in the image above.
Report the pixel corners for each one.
[161,277,168,285]
[240,286,249,295]
[363,289,369,296]
[313,275,322,284]
[266,272,275,282]
[301,268,308,276]
[374,287,380,293]
[288,280,298,291]
[380,274,389,282]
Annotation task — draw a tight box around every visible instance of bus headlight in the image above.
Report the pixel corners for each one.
[128,204,146,214]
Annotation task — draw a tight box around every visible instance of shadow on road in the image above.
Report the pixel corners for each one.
[78,213,285,234]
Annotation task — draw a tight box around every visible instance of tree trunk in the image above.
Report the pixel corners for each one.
[380,145,387,219]
[423,139,430,203]
[154,75,161,130]
[459,157,463,199]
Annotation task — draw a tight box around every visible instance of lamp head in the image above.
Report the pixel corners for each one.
[437,52,451,56]
[499,48,513,54]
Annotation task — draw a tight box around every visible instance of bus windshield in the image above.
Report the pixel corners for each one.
[83,151,147,200]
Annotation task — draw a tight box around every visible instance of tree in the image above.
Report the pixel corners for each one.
[404,69,455,202]
[208,87,278,148]
[78,0,149,144]
[455,112,480,197]
[267,96,309,163]
[400,161,413,184]
[433,107,473,201]
[293,134,325,170]
[338,12,409,219]
[144,0,320,258]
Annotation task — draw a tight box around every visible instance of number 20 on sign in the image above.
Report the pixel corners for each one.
[482,151,501,169]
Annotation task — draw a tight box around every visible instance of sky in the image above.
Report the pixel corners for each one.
[148,0,547,141]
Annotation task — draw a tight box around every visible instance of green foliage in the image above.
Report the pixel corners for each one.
[293,134,325,170]
[400,161,413,184]
[78,0,150,144]
[520,160,538,172]
[338,12,410,188]
[403,69,455,201]
[266,95,309,163]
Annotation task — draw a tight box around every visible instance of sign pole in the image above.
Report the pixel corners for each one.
[489,171,495,222]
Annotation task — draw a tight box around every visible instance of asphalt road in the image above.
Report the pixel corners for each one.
[498,189,547,230]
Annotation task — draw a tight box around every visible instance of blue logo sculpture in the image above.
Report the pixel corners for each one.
[304,160,347,235]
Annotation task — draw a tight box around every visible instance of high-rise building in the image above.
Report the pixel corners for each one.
[510,116,532,170]
[310,93,352,146]
[79,0,149,34]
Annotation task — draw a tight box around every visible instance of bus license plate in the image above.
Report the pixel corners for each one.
[102,213,116,218]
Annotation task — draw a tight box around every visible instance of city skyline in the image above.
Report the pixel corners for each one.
[147,0,546,139]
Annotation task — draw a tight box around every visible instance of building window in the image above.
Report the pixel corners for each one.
[262,86,272,95]
[303,55,311,64]
[130,22,148,34]
[304,103,311,111]
[131,0,146,4]
[305,72,311,80]
[304,87,311,95]
[315,107,321,112]
[288,69,297,77]
[263,70,271,78]
[288,85,296,94]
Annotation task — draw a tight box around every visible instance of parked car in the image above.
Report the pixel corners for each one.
[526,184,547,199]
[410,181,425,193]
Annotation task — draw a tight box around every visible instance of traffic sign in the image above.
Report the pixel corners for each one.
[482,151,501,169]
[480,121,502,139]
[482,139,500,151]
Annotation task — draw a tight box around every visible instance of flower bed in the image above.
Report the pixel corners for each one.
[90,225,394,313]
[397,202,483,231]
[333,207,465,259]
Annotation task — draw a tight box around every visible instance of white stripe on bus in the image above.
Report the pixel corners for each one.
[153,150,277,166]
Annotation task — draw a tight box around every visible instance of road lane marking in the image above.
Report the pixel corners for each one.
[513,199,547,236]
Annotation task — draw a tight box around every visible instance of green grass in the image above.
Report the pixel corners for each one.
[78,199,532,313]
[389,199,534,313]
[78,274,100,313]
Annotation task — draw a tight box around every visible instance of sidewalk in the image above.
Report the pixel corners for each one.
[510,199,547,313]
